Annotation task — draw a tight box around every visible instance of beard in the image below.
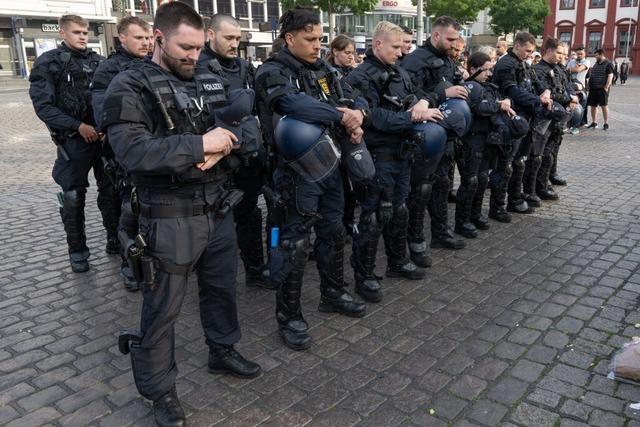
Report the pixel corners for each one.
[162,51,196,80]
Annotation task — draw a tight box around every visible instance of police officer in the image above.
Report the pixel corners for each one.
[344,21,441,302]
[102,3,260,425]
[255,7,368,351]
[402,16,468,263]
[491,32,552,221]
[547,42,575,190]
[92,15,151,291]
[529,38,577,203]
[29,15,117,273]
[327,35,359,236]
[198,14,271,289]
[455,53,515,236]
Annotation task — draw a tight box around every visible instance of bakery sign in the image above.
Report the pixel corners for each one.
[42,23,60,32]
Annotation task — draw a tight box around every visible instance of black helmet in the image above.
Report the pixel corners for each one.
[438,98,473,137]
[508,114,530,139]
[274,116,340,182]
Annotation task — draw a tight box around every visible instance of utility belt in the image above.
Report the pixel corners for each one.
[131,168,228,189]
[369,147,406,162]
[133,188,244,219]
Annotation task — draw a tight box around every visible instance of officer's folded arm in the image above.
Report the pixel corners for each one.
[274,92,343,126]
[108,122,205,176]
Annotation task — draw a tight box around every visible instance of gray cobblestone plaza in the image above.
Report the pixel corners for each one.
[1,81,640,426]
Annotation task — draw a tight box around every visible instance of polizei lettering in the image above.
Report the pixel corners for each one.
[202,82,224,91]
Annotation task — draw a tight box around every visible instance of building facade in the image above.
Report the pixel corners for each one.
[544,0,639,72]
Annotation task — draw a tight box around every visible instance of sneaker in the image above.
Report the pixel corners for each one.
[569,127,579,135]
[603,123,609,131]
[587,122,598,129]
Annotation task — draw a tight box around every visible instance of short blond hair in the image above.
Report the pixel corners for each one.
[59,15,89,30]
[373,21,403,42]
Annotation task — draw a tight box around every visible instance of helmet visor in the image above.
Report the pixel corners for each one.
[287,133,340,182]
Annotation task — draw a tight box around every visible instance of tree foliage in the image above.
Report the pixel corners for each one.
[489,0,548,37]
[413,0,492,25]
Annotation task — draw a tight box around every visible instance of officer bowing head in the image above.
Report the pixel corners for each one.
[207,13,242,59]
[152,4,203,80]
[255,6,370,352]
[103,3,263,426]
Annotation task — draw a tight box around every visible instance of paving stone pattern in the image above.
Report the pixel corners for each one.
[1,81,640,426]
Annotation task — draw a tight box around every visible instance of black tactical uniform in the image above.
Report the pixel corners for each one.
[547,63,574,191]
[528,59,573,202]
[344,49,426,300]
[402,39,466,258]
[491,49,544,219]
[29,42,119,272]
[92,46,141,290]
[102,57,260,403]
[255,47,367,350]
[328,61,359,236]
[198,44,271,288]
[455,80,502,236]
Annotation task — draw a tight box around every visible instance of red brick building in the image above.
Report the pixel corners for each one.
[544,0,639,73]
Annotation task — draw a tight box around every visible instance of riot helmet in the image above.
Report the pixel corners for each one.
[274,116,341,182]
[438,98,473,137]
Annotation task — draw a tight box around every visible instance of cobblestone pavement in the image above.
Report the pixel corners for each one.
[1,80,640,427]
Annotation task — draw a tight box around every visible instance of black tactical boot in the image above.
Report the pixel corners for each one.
[354,274,383,303]
[277,315,312,351]
[454,222,478,239]
[550,174,567,186]
[208,345,262,378]
[489,207,512,223]
[507,198,534,214]
[153,388,185,427]
[409,241,432,268]
[386,260,425,280]
[69,252,90,273]
[431,228,466,249]
[318,286,366,318]
[523,193,542,208]
[471,215,490,230]
[537,187,559,200]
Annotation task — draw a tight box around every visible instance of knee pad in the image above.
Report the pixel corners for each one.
[532,155,542,169]
[477,171,489,185]
[467,175,479,189]
[318,222,346,246]
[64,188,87,207]
[283,236,310,270]
[504,163,513,177]
[393,203,409,223]
[513,156,526,170]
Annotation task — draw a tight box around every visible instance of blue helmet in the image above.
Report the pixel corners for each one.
[412,121,447,158]
[438,98,473,137]
[274,116,340,182]
[412,121,447,175]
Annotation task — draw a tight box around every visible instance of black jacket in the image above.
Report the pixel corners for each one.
[344,50,417,150]
[401,39,461,107]
[29,42,103,131]
[102,58,230,185]
[492,48,543,118]
[92,47,140,130]
[254,47,365,147]
[198,45,255,91]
